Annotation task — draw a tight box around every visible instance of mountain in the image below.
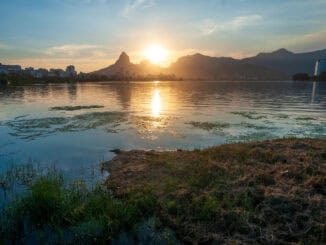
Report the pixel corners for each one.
[92,52,163,77]
[92,48,326,80]
[243,48,326,76]
[167,53,287,80]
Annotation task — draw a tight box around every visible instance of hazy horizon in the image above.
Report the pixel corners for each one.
[1,0,326,72]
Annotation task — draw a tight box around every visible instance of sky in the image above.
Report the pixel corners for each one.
[0,0,325,72]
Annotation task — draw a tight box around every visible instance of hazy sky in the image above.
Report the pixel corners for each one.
[0,0,325,72]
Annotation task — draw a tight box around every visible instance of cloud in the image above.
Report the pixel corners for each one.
[45,44,104,57]
[228,15,262,29]
[0,42,14,50]
[200,14,263,35]
[278,30,326,51]
[122,0,155,16]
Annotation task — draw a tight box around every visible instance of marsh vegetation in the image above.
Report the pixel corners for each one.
[1,138,325,243]
[104,138,326,244]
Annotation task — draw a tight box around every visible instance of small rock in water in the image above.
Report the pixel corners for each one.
[110,149,121,154]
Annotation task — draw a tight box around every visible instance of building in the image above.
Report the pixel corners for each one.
[0,63,8,74]
[6,65,22,73]
[23,67,34,75]
[0,63,21,74]
[314,59,326,76]
[0,63,78,79]
[65,65,77,77]
[32,68,48,78]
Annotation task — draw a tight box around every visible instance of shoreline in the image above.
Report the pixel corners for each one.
[103,138,326,243]
[1,138,325,243]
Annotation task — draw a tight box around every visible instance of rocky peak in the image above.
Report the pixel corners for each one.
[115,51,130,65]
[272,48,293,56]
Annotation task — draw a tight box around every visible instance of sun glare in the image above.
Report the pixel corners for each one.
[144,45,168,64]
[151,89,161,117]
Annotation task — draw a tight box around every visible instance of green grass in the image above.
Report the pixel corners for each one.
[1,138,325,243]
[104,138,326,243]
[0,169,157,243]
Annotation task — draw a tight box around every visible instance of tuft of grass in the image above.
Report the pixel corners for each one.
[23,176,65,226]
[0,173,156,242]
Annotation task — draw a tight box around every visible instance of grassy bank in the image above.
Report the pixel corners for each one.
[1,138,325,243]
[103,138,326,244]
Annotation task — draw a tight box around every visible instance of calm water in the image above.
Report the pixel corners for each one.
[0,81,325,174]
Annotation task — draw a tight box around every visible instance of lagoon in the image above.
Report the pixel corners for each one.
[0,81,325,175]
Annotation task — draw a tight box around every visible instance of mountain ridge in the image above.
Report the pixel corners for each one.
[92,48,326,80]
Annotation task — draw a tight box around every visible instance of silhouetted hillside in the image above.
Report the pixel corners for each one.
[92,52,164,78]
[243,48,326,76]
[92,48,326,80]
[167,53,287,80]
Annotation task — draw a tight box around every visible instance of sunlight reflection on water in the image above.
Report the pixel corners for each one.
[151,89,162,118]
[0,81,325,171]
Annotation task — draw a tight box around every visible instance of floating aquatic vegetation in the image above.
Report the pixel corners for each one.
[237,122,276,131]
[295,116,316,121]
[6,117,69,139]
[289,122,326,138]
[60,112,127,132]
[226,131,277,143]
[273,113,289,119]
[186,121,230,135]
[231,111,267,120]
[5,111,128,139]
[50,105,104,111]
[14,114,29,120]
[7,117,69,129]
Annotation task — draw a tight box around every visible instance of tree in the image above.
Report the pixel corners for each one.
[292,73,310,81]
[0,73,9,85]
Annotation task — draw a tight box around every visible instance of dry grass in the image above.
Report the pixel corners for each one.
[103,138,326,244]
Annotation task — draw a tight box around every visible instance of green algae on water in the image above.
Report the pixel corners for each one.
[50,105,104,111]
[231,111,267,120]
[5,111,128,139]
[186,121,230,134]
[295,116,316,121]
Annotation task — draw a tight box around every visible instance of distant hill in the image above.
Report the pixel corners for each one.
[92,52,163,77]
[167,53,287,80]
[243,48,326,76]
[92,48,326,80]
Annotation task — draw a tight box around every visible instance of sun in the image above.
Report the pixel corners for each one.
[144,45,168,64]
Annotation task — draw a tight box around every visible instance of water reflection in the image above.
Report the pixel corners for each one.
[311,82,316,104]
[0,81,325,168]
[151,89,162,118]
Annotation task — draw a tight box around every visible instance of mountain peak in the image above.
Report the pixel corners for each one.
[272,48,293,55]
[256,48,294,58]
[116,51,130,65]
